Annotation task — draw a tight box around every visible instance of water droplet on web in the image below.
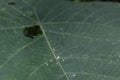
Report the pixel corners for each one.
[52,48,55,51]
[73,74,76,77]
[57,56,60,60]
[50,59,53,62]
[62,59,65,62]
[61,57,65,62]
[45,62,48,66]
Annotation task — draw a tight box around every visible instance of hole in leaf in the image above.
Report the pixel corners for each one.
[8,2,16,5]
[23,25,43,39]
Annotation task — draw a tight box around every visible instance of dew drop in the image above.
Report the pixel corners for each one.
[50,59,53,62]
[56,56,60,60]
[45,62,48,66]
[73,74,76,77]
[62,59,65,62]
[52,48,55,51]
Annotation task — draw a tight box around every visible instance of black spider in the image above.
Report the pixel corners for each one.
[23,25,43,39]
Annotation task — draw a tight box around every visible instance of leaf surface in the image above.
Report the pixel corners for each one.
[0,0,120,80]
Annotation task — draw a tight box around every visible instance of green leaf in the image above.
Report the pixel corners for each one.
[0,0,120,80]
